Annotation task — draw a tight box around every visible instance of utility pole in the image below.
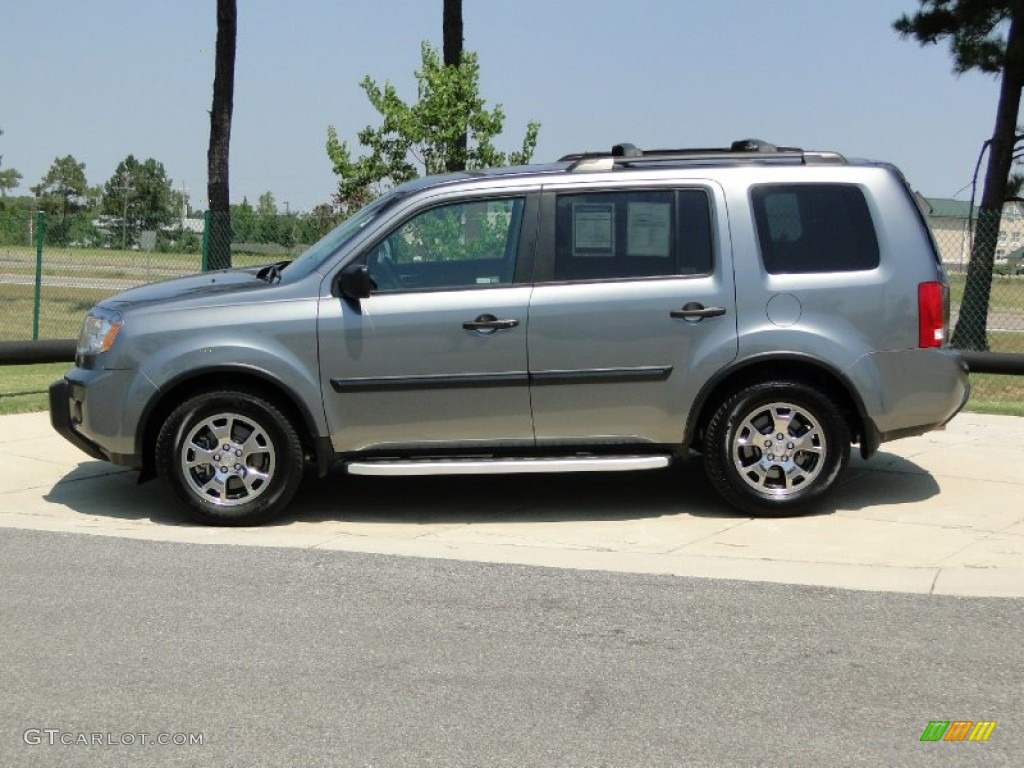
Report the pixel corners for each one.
[121,180,133,250]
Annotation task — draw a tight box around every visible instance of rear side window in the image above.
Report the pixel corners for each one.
[751,184,880,273]
[553,189,713,281]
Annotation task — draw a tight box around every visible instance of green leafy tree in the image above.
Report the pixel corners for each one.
[31,155,88,232]
[296,203,343,243]
[388,198,517,264]
[207,0,237,269]
[256,190,280,243]
[100,155,175,247]
[231,197,256,241]
[0,128,22,196]
[896,1,1024,350]
[168,186,188,222]
[0,168,20,197]
[257,190,277,217]
[1009,168,1024,198]
[0,195,34,245]
[326,41,539,209]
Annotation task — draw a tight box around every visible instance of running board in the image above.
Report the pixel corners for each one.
[346,455,671,477]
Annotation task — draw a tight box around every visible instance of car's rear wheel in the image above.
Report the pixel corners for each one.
[703,381,850,516]
[156,391,304,526]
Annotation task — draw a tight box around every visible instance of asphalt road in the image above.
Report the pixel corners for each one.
[1,528,1021,767]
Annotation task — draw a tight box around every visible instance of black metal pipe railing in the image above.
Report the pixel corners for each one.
[0,340,76,365]
[960,351,1024,375]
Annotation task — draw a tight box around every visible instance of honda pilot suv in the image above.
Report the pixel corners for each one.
[50,139,970,525]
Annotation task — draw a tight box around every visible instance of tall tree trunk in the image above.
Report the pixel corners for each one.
[443,0,466,173]
[953,7,1024,350]
[206,0,236,270]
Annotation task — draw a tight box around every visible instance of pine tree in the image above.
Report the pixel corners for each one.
[895,1,1024,350]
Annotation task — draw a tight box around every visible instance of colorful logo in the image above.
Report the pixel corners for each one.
[920,721,996,742]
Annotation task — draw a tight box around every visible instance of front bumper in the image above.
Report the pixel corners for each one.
[49,378,109,462]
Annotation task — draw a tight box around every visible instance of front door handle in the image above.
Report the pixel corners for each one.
[462,314,519,333]
[670,302,727,320]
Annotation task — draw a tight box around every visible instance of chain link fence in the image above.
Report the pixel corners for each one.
[1,199,1022,410]
[921,197,1024,414]
[923,197,1024,355]
[0,209,306,341]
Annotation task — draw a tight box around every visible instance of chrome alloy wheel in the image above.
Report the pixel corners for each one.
[731,401,826,497]
[180,412,276,507]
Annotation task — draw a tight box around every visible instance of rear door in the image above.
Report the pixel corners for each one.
[527,183,737,446]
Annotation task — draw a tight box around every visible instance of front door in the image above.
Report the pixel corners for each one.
[318,194,536,453]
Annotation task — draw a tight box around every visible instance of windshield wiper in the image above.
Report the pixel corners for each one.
[256,260,291,283]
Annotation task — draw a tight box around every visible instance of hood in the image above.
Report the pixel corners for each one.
[99,268,272,311]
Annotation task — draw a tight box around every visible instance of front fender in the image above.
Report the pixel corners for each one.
[114,300,327,459]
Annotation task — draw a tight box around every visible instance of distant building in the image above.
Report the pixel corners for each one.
[991,200,1024,262]
[914,194,1024,273]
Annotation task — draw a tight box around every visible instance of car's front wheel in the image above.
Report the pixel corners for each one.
[703,381,850,517]
[156,391,304,526]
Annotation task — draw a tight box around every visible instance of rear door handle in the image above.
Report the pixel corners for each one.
[462,314,519,333]
[670,303,727,320]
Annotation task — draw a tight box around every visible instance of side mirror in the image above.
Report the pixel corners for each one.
[335,263,372,300]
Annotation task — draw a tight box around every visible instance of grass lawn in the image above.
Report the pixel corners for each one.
[0,284,110,341]
[0,244,272,275]
[986,330,1024,354]
[0,247,277,341]
[965,373,1024,416]
[0,362,69,415]
[948,273,1024,312]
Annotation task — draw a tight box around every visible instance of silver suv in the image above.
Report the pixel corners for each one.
[50,139,970,525]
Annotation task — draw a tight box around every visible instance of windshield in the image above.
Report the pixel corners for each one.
[282,193,404,280]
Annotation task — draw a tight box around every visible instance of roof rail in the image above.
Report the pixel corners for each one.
[560,139,847,172]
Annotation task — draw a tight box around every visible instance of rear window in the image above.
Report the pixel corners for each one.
[751,184,880,274]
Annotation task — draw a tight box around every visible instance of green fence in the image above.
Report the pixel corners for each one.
[0,210,303,342]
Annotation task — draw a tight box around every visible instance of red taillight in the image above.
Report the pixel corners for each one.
[918,281,945,348]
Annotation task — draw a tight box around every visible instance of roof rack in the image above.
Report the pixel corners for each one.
[560,139,847,172]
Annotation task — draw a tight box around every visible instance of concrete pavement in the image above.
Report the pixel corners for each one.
[1,410,1022,597]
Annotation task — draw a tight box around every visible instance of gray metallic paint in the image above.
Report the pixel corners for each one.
[318,286,534,452]
[52,156,969,479]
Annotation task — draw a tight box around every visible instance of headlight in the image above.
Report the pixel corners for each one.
[77,307,124,357]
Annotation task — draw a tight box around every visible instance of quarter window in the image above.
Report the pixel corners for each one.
[552,190,713,281]
[751,184,880,273]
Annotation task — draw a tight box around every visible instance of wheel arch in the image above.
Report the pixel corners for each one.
[137,365,333,481]
[685,354,878,457]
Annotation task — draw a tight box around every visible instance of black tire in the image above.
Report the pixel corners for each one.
[155,390,305,526]
[702,381,850,517]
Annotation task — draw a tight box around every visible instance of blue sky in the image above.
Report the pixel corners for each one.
[0,0,1011,212]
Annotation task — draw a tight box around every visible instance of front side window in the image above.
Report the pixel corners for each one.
[365,197,524,292]
[751,184,880,274]
[285,192,402,280]
[552,189,713,281]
